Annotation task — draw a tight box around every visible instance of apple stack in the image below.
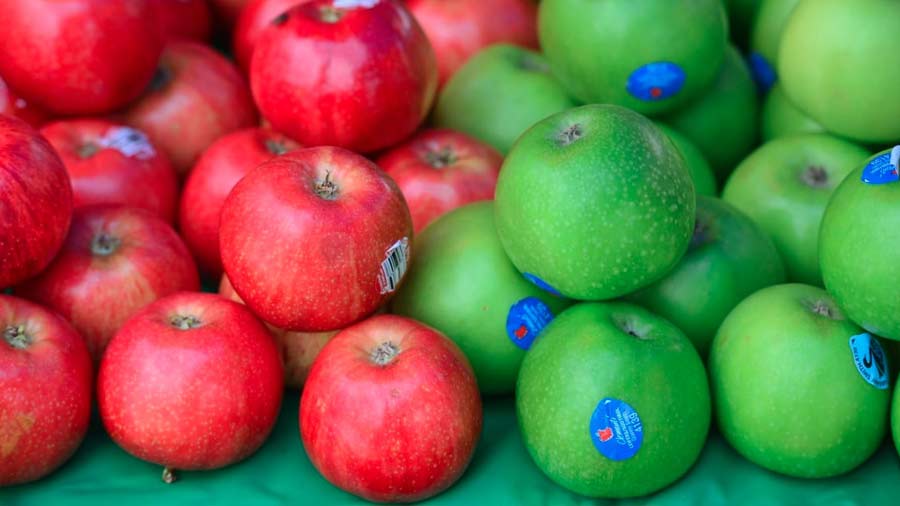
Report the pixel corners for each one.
[2,0,900,503]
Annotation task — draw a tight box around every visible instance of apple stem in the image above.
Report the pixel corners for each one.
[810,300,834,318]
[424,147,457,168]
[91,233,121,257]
[161,467,177,484]
[370,341,400,366]
[314,172,339,200]
[3,325,30,349]
[557,124,583,146]
[170,315,202,330]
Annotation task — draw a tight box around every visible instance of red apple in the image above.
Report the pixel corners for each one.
[155,0,213,41]
[0,295,92,486]
[124,41,258,175]
[301,314,482,502]
[0,116,72,289]
[98,292,283,482]
[179,127,300,275]
[0,75,48,127]
[17,205,200,362]
[219,274,337,388]
[41,119,179,224]
[220,146,413,331]
[407,0,538,86]
[377,128,501,232]
[210,0,251,29]
[233,0,309,72]
[0,0,163,115]
[250,0,437,152]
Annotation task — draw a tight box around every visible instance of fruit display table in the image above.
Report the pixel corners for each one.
[6,391,899,505]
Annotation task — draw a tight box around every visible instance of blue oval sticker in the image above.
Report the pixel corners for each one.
[849,332,889,390]
[522,272,562,297]
[589,398,643,461]
[626,62,686,102]
[861,151,899,185]
[505,297,554,350]
[747,52,777,93]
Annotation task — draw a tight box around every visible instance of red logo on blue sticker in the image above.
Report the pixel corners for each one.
[849,332,889,390]
[861,150,900,185]
[589,398,643,461]
[626,62,685,102]
[748,52,776,93]
[505,297,554,350]
[522,273,561,297]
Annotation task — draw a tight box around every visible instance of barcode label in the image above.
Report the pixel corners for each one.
[100,126,156,160]
[378,237,409,294]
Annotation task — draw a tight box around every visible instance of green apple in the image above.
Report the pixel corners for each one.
[628,196,785,355]
[748,0,800,89]
[662,45,759,180]
[494,104,695,301]
[710,283,890,478]
[778,0,900,143]
[517,302,710,498]
[820,148,900,340]
[433,44,576,154]
[760,84,825,142]
[537,0,727,116]
[390,202,570,395]
[892,378,900,458]
[722,134,869,285]
[656,123,717,197]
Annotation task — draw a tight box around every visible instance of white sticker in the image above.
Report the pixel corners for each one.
[99,127,156,160]
[377,237,409,294]
[333,0,380,8]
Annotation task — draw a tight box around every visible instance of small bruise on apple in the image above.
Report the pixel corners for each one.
[0,412,36,458]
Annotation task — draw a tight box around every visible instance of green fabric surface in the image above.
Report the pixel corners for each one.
[4,391,900,505]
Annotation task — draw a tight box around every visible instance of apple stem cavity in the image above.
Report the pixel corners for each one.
[424,147,457,168]
[148,67,173,93]
[78,142,100,159]
[808,299,837,319]
[613,315,650,340]
[272,12,289,25]
[161,467,177,484]
[264,138,290,156]
[689,219,711,250]
[370,341,400,366]
[170,315,202,330]
[801,165,829,189]
[318,6,345,23]
[3,324,31,349]
[91,233,121,257]
[557,124,583,146]
[314,172,339,200]
[518,54,550,74]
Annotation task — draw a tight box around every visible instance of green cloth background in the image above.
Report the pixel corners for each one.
[4,391,899,505]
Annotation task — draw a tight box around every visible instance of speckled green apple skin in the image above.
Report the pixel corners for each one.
[662,46,759,180]
[779,0,900,143]
[628,196,785,355]
[537,0,727,116]
[750,0,800,69]
[760,84,824,142]
[656,123,717,197]
[820,149,900,340]
[494,104,695,301]
[391,202,570,395]
[517,302,710,498]
[723,134,868,285]
[433,44,576,155]
[710,284,890,478]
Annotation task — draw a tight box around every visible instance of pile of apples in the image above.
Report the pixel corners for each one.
[2,0,900,502]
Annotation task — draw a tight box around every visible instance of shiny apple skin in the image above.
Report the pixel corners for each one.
[0,295,92,486]
[250,0,437,152]
[17,205,200,362]
[377,128,501,232]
